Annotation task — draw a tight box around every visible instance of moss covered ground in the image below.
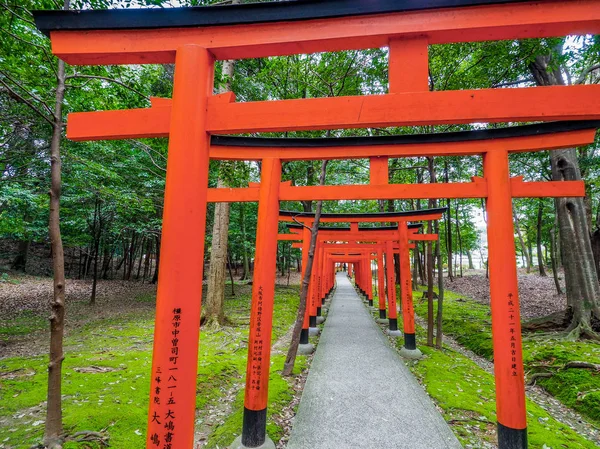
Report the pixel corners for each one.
[409,286,600,435]
[406,343,598,448]
[0,285,306,448]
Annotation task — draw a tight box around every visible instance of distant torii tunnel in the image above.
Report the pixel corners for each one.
[33,1,600,448]
[278,209,444,355]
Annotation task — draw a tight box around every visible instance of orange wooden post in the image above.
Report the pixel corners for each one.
[398,222,420,356]
[146,45,213,449]
[315,242,325,324]
[240,158,282,448]
[385,240,401,336]
[484,150,528,448]
[377,248,387,320]
[367,254,374,306]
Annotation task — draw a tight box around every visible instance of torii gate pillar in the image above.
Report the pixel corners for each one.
[485,150,527,447]
[146,46,213,449]
[236,158,282,449]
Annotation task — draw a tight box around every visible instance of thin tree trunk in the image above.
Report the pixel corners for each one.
[435,220,444,349]
[537,200,547,277]
[143,239,152,283]
[136,236,145,280]
[514,208,531,273]
[240,203,250,281]
[152,235,160,284]
[101,243,112,280]
[45,3,68,443]
[466,250,474,270]
[550,228,563,295]
[283,160,328,376]
[445,161,453,282]
[426,157,436,346]
[456,200,463,277]
[126,233,137,281]
[204,43,240,326]
[11,240,31,272]
[227,247,236,297]
[90,199,101,304]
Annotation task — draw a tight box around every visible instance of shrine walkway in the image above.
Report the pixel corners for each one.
[286,272,461,449]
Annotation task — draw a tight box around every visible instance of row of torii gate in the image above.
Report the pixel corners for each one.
[33,1,600,448]
[278,209,445,355]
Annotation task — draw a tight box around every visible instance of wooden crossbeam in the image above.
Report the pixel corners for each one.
[206,179,585,203]
[67,86,600,137]
[46,0,600,65]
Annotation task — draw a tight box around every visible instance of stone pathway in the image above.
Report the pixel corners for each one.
[286,273,462,449]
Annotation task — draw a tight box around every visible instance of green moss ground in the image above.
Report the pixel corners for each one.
[409,286,600,431]
[406,343,598,448]
[0,285,306,449]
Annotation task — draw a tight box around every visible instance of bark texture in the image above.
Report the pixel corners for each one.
[204,48,238,327]
[45,3,68,444]
[527,54,600,337]
[283,160,328,376]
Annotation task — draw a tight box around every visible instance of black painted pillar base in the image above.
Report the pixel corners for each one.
[242,407,267,448]
[379,309,387,319]
[300,328,309,345]
[368,299,373,307]
[309,315,317,327]
[389,318,398,331]
[316,307,322,316]
[404,332,416,351]
[498,423,528,449]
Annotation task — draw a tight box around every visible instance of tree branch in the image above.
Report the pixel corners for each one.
[0,79,54,126]
[0,69,55,116]
[575,64,600,85]
[65,74,149,99]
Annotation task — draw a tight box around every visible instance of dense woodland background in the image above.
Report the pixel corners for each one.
[2,1,599,297]
[1,1,600,447]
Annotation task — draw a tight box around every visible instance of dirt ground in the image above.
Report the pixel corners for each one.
[444,269,567,320]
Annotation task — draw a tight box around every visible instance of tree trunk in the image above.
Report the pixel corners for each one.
[435,219,444,349]
[45,4,68,444]
[466,250,474,270]
[125,233,137,281]
[90,198,101,304]
[204,45,239,327]
[427,226,434,346]
[101,243,112,280]
[239,203,250,281]
[142,239,152,283]
[592,228,600,280]
[444,161,453,282]
[135,236,145,280]
[513,208,531,273]
[537,200,547,277]
[227,247,236,296]
[550,227,563,295]
[528,54,600,336]
[283,160,328,376]
[11,239,31,272]
[152,235,160,284]
[456,200,463,277]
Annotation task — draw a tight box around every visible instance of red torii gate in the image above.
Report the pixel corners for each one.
[280,219,441,356]
[279,209,443,351]
[33,1,600,448]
